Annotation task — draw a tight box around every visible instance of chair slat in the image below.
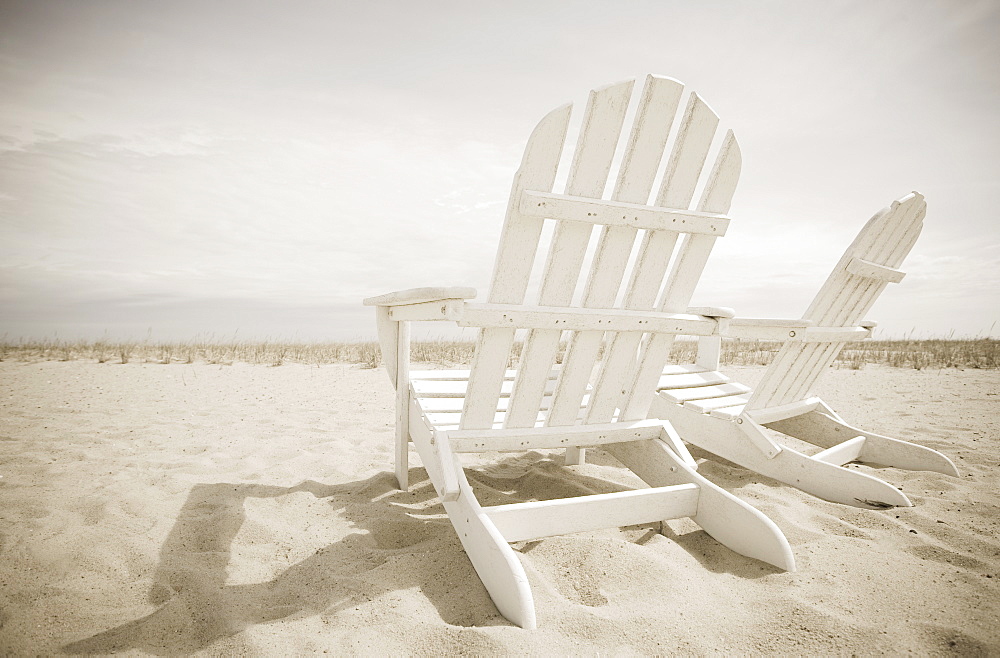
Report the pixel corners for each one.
[621,129,740,420]
[463,105,571,429]
[747,194,925,411]
[550,76,685,427]
[506,80,634,428]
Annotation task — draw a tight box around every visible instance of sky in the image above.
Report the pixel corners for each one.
[1,0,998,342]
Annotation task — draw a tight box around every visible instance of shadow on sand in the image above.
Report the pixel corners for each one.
[63,451,779,654]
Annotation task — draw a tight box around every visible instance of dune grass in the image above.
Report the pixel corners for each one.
[1,337,997,370]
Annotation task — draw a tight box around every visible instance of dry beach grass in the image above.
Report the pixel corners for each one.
[2,337,998,370]
[0,343,998,654]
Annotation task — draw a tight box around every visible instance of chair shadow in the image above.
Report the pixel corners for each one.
[63,451,778,654]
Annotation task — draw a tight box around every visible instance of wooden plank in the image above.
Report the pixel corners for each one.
[520,191,729,235]
[550,77,684,429]
[410,369,560,381]
[657,370,731,389]
[741,396,822,424]
[604,434,795,571]
[406,400,537,629]
[458,304,718,334]
[661,363,710,375]
[419,392,586,413]
[394,322,410,490]
[846,257,906,283]
[682,394,749,414]
[375,306,398,384]
[620,127,739,421]
[363,286,477,306]
[414,376,557,398]
[484,484,700,543]
[461,328,516,429]
[545,331,605,427]
[812,435,866,465]
[449,419,666,453]
[386,298,464,322]
[756,193,925,409]
[465,104,572,431]
[504,330,562,428]
[488,105,573,304]
[660,382,752,404]
[507,80,634,429]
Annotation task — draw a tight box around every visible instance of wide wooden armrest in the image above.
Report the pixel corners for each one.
[725,318,876,342]
[363,286,477,307]
[725,318,813,340]
[687,306,735,319]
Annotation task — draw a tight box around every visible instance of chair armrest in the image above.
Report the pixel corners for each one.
[363,286,477,307]
[725,318,813,340]
[725,318,876,342]
[686,306,735,319]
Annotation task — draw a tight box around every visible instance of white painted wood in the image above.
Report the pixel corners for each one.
[622,127,740,420]
[725,318,811,341]
[661,364,710,375]
[766,410,959,476]
[520,191,729,235]
[413,377,557,399]
[394,322,410,490]
[484,484,701,543]
[812,436,866,465]
[418,393,579,413]
[846,257,906,283]
[687,306,735,318]
[741,397,822,424]
[508,79,634,431]
[604,431,795,571]
[461,328,516,429]
[386,298,465,322]
[363,286,477,306]
[406,400,536,629]
[374,306,398,384]
[431,430,460,501]
[659,382,752,404]
[747,192,925,411]
[647,393,912,508]
[694,335,722,371]
[449,419,666,453]
[459,304,718,333]
[503,329,562,428]
[464,103,572,431]
[369,76,824,629]
[545,331,604,427]
[410,369,560,381]
[550,77,687,434]
[800,326,873,343]
[657,369,731,390]
[682,395,749,414]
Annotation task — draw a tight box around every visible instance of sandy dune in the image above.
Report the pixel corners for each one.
[0,361,997,655]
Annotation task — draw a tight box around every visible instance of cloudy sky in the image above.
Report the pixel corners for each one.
[2,0,998,342]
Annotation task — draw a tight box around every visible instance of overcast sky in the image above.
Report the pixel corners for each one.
[2,0,998,342]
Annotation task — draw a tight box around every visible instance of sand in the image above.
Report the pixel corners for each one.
[0,360,997,655]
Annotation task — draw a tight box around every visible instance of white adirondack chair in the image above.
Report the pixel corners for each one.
[650,192,959,509]
[363,75,794,629]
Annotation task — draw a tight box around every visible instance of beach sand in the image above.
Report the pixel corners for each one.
[1,360,997,655]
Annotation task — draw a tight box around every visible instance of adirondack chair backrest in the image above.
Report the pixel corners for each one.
[746,192,926,411]
[459,75,741,431]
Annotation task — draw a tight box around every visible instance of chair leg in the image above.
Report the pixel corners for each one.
[408,409,536,628]
[766,409,960,477]
[649,396,913,508]
[564,446,586,465]
[606,429,796,572]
